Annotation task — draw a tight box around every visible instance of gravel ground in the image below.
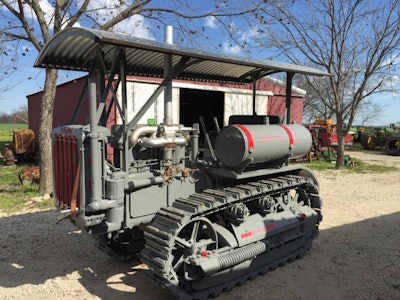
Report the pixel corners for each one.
[0,151,399,300]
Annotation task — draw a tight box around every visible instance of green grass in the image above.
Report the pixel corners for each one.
[0,128,51,213]
[304,142,396,172]
[306,157,398,173]
[0,123,28,136]
[348,158,398,173]
[0,164,53,213]
[346,142,384,153]
[305,159,337,171]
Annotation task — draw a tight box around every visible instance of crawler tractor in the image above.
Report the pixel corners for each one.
[35,27,328,299]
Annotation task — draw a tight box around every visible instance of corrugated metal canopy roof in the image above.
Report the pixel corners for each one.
[35,27,330,83]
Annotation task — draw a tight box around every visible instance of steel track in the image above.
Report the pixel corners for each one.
[141,174,322,299]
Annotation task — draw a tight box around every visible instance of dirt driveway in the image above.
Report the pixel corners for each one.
[0,151,399,299]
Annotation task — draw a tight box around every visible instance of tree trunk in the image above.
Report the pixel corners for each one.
[335,120,345,170]
[335,136,345,169]
[38,68,58,196]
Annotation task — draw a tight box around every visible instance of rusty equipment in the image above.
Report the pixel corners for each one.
[19,166,40,185]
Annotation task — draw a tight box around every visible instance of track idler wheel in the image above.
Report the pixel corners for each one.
[169,217,218,283]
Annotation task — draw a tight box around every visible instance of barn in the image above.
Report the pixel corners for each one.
[27,75,305,143]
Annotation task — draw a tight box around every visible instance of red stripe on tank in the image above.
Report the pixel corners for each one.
[235,124,254,150]
[278,124,294,147]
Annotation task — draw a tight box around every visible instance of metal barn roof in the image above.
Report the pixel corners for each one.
[35,27,329,83]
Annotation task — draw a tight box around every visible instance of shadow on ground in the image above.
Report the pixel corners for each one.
[0,210,399,299]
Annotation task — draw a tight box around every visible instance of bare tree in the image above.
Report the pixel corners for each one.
[0,38,19,98]
[357,100,386,126]
[294,76,335,123]
[255,0,400,168]
[0,0,263,195]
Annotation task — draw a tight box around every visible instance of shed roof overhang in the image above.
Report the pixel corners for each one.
[35,27,329,84]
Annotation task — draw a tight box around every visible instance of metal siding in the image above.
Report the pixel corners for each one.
[121,80,270,126]
[256,95,268,116]
[172,88,179,123]
[122,81,179,124]
[131,82,159,124]
[224,93,267,126]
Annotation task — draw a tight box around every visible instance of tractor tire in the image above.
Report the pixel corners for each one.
[385,134,400,156]
[360,132,376,150]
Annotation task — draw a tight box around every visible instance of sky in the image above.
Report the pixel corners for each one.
[1,0,400,126]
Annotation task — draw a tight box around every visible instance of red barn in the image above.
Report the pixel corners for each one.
[27,75,305,144]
